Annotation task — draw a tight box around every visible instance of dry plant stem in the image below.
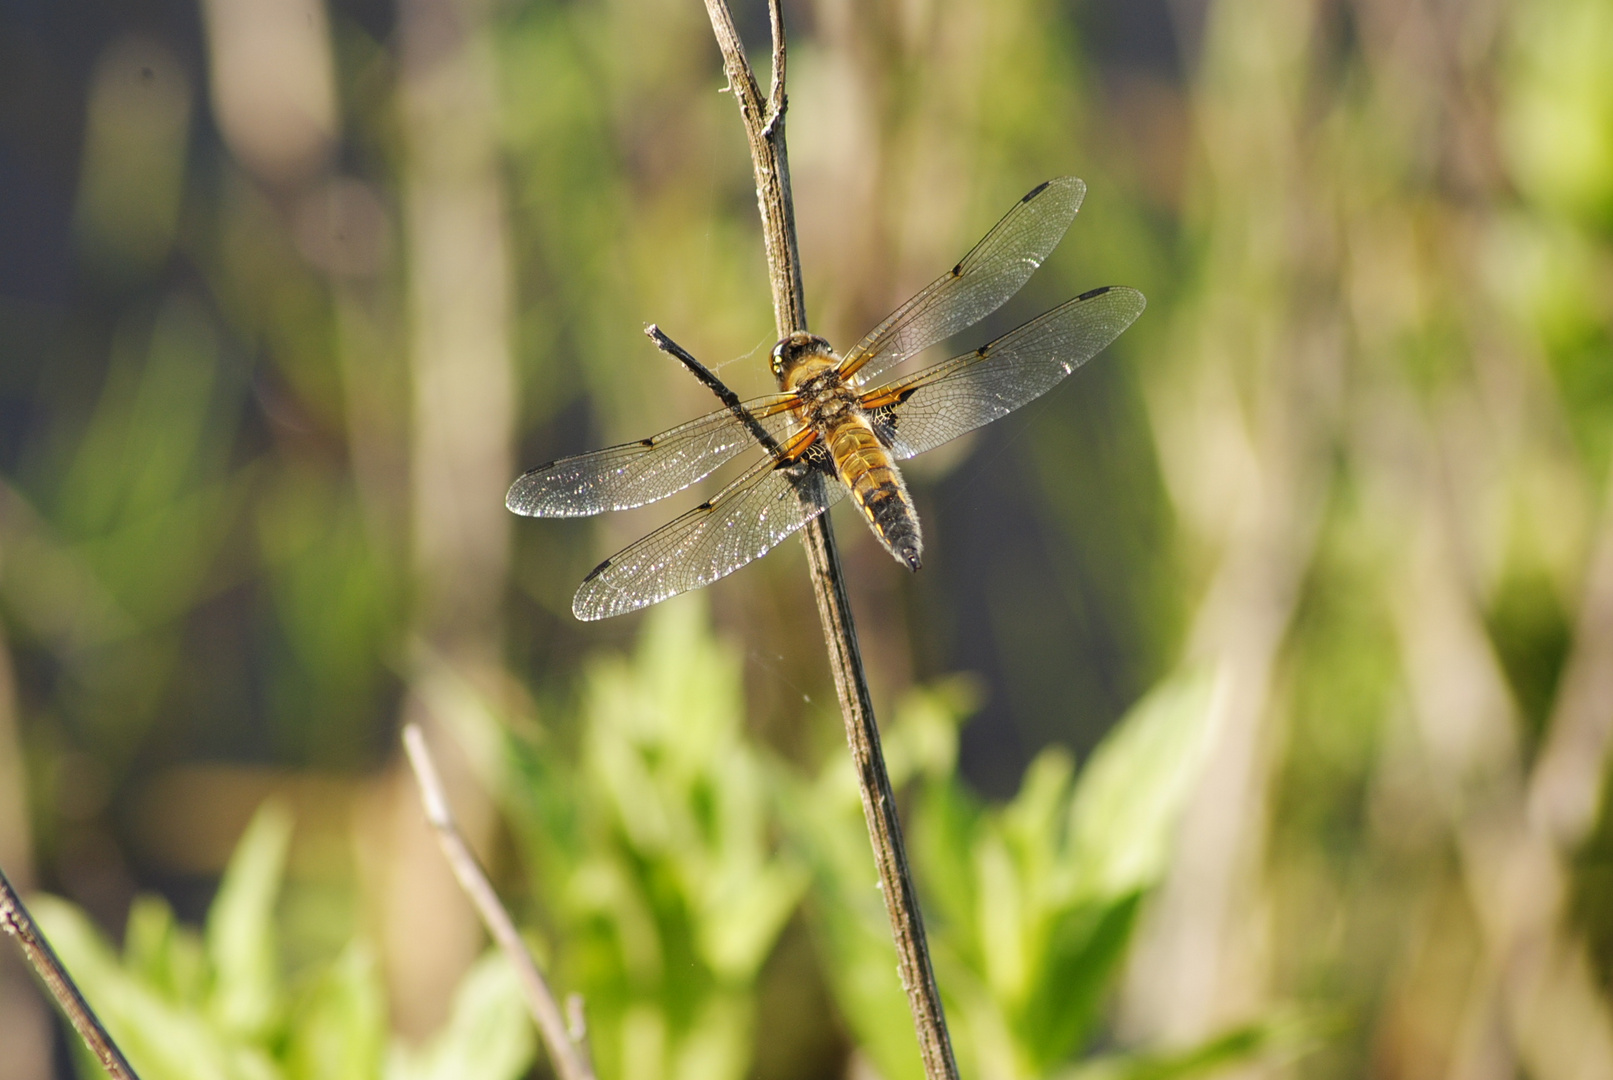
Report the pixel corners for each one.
[401,724,596,1080]
[0,864,141,1080]
[700,2,961,1078]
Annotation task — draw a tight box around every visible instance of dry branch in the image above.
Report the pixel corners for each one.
[0,864,141,1080]
[401,724,596,1080]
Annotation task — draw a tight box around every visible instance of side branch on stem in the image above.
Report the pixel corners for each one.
[702,0,806,334]
[646,324,783,456]
[698,2,961,1078]
[401,725,596,1080]
[0,864,141,1080]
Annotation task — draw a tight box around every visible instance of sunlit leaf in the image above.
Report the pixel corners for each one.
[383,953,535,1080]
[206,800,292,1041]
[1067,668,1221,901]
[33,895,279,1080]
[124,894,207,1006]
[284,944,387,1080]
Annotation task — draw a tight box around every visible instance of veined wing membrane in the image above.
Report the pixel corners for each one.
[506,393,800,517]
[871,286,1146,461]
[572,451,845,621]
[837,177,1087,387]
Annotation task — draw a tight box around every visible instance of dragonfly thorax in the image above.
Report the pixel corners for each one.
[771,331,836,389]
[773,331,865,434]
[791,364,866,436]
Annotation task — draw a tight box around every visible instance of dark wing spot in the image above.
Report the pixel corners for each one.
[640,437,656,447]
[950,262,963,278]
[870,407,899,444]
[1023,179,1051,202]
[895,387,918,404]
[695,500,714,511]
[581,557,613,583]
[1076,285,1112,302]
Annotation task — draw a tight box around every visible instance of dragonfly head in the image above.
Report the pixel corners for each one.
[771,331,834,388]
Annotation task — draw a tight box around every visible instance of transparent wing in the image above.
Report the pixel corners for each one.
[838,177,1086,387]
[572,455,845,620]
[506,394,800,517]
[870,286,1146,461]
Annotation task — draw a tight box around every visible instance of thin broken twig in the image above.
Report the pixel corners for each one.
[401,724,596,1080]
[646,324,783,455]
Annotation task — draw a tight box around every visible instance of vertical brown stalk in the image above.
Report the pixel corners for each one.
[700,3,960,1078]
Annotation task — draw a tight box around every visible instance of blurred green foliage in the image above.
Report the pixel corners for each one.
[36,602,1250,1079]
[34,802,534,1080]
[488,601,1258,1079]
[495,599,809,1080]
[783,669,1234,1080]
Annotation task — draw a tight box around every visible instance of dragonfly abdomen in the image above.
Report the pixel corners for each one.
[827,417,923,570]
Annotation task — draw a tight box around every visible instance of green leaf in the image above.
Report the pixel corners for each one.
[33,894,281,1080]
[880,677,979,787]
[777,689,986,1080]
[975,830,1029,1003]
[1068,668,1221,901]
[1057,1011,1321,1080]
[667,992,751,1080]
[697,856,807,982]
[207,799,293,1041]
[1014,893,1142,1068]
[124,894,208,1006]
[811,900,926,1080]
[384,953,535,1080]
[284,944,387,1080]
[772,760,919,1080]
[912,778,982,956]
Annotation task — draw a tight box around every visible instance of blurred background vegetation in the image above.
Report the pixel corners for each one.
[1,0,1611,1077]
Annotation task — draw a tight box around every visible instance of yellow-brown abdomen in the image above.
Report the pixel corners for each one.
[826,416,923,570]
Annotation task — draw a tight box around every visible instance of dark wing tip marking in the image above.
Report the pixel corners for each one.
[1023,179,1052,201]
[640,437,655,447]
[1075,285,1112,301]
[581,557,613,584]
[695,500,713,511]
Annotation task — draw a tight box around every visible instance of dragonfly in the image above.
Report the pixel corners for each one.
[507,177,1145,621]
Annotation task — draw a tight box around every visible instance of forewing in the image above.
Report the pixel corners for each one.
[838,177,1087,386]
[572,456,845,620]
[873,286,1146,461]
[506,394,799,517]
